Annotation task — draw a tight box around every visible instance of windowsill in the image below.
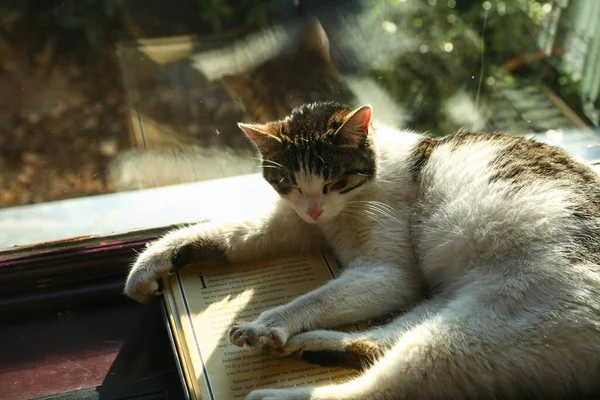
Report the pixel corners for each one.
[2,148,599,252]
[0,173,275,250]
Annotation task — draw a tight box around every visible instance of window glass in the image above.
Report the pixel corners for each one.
[1,0,599,250]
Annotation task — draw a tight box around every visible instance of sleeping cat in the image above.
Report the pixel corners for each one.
[124,101,600,399]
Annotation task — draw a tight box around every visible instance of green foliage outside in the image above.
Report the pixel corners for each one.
[197,0,274,33]
[0,0,592,128]
[0,0,277,55]
[359,0,592,135]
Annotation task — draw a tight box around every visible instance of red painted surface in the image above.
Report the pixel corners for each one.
[0,349,119,400]
[0,301,175,400]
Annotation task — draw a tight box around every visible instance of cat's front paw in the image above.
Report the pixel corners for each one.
[229,321,289,349]
[124,254,167,303]
[259,332,313,359]
[124,238,196,303]
[246,388,312,400]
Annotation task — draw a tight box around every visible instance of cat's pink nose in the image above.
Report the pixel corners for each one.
[307,209,323,220]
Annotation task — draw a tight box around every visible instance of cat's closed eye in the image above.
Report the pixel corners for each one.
[328,177,349,192]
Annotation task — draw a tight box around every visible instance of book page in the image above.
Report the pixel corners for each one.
[166,253,358,400]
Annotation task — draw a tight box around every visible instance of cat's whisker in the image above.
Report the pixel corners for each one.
[338,211,367,225]
[340,210,383,226]
[350,200,398,214]
[361,210,387,226]
[259,165,288,172]
[355,172,375,179]
[342,206,389,226]
[365,204,400,220]
[250,157,291,173]
[262,159,289,170]
[370,209,402,225]
[423,239,453,259]
[263,160,283,167]
[345,202,402,224]
[369,200,397,211]
[354,202,402,224]
[364,209,399,225]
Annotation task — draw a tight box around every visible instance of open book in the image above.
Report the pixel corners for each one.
[162,253,364,400]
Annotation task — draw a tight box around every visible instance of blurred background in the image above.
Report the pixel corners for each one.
[1,0,599,207]
[2,4,599,398]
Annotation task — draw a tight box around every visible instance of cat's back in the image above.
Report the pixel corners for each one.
[412,132,600,286]
[417,132,600,211]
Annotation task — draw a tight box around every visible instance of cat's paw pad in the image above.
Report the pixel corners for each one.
[229,322,288,348]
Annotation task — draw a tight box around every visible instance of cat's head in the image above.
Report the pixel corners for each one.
[239,102,376,224]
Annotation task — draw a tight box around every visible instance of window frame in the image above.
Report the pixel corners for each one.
[0,173,274,321]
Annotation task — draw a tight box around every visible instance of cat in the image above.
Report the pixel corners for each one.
[124,101,600,399]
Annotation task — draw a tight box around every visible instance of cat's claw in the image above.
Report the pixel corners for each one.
[229,322,288,349]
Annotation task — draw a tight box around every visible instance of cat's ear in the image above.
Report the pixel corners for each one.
[334,105,373,146]
[298,18,331,62]
[238,123,281,154]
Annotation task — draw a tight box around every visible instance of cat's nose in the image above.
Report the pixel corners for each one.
[307,209,323,221]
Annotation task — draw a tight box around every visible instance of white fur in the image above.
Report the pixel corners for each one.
[125,119,600,399]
